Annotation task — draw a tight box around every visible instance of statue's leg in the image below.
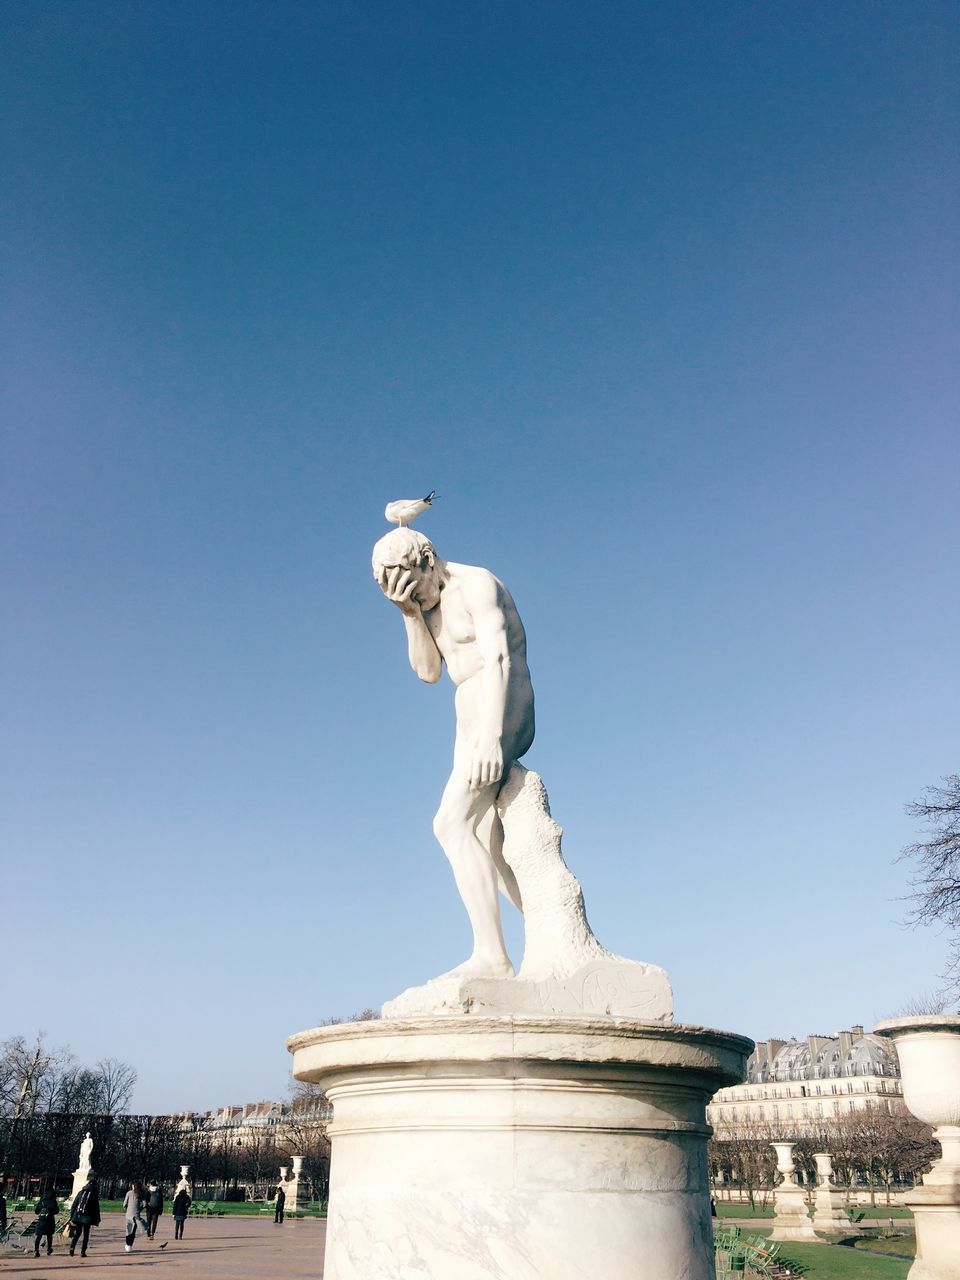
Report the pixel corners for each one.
[433,773,515,979]
[476,802,523,912]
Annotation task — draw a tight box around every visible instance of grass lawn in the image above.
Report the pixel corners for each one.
[772,1242,911,1278]
[717,1202,775,1218]
[716,1203,913,1221]
[98,1199,326,1217]
[853,1237,916,1258]
[856,1207,912,1219]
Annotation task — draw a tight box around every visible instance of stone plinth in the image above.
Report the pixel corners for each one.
[876,1015,960,1280]
[812,1152,857,1235]
[769,1142,818,1242]
[285,1155,311,1214]
[288,1015,751,1280]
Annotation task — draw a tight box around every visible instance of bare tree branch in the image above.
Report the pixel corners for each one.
[901,772,960,996]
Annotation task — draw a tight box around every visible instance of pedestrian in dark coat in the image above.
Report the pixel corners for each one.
[145,1182,164,1238]
[33,1186,58,1256]
[172,1188,191,1240]
[274,1184,285,1224]
[69,1175,101,1257]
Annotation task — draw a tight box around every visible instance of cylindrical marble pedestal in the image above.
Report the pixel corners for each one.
[288,1016,752,1280]
[876,1015,960,1280]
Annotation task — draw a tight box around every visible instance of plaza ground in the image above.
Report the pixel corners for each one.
[1,1212,917,1279]
[0,1215,327,1278]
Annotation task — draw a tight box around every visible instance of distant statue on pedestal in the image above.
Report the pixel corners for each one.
[71,1131,95,1198]
[372,514,672,1020]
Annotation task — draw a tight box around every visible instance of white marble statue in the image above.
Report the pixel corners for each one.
[372,517,672,1020]
[70,1131,95,1199]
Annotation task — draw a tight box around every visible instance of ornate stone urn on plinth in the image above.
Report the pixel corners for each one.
[812,1152,858,1235]
[875,1014,960,1280]
[284,1155,311,1215]
[768,1142,818,1242]
[288,504,753,1279]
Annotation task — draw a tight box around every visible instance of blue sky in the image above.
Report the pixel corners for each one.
[2,1,957,1113]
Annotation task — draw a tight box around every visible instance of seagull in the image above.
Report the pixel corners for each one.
[384,490,438,527]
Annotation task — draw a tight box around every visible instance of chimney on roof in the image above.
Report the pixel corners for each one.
[838,1030,852,1057]
[807,1035,832,1060]
[851,1025,864,1039]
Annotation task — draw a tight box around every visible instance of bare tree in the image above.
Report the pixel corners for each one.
[96,1059,137,1115]
[902,773,960,995]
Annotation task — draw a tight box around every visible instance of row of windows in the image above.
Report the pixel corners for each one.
[722,1078,899,1103]
[719,1099,878,1121]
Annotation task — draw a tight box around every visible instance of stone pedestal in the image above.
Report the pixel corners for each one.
[768,1142,818,1242]
[174,1165,191,1196]
[285,1155,311,1214]
[812,1152,857,1235]
[876,1015,960,1280]
[288,1015,751,1280]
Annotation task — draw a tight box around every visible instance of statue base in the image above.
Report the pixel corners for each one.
[383,958,673,1021]
[769,1186,819,1242]
[905,1181,960,1280]
[287,1015,751,1280]
[812,1188,860,1236]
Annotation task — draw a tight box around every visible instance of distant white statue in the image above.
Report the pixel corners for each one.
[70,1131,95,1199]
[372,519,672,1020]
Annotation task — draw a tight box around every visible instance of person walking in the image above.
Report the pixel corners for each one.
[274,1183,285,1224]
[171,1186,191,1240]
[69,1173,100,1258]
[145,1182,164,1238]
[33,1185,58,1257]
[122,1182,147,1252]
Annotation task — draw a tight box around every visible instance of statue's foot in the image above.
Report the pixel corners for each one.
[437,955,515,981]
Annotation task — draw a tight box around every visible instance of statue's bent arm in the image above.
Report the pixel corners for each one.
[404,610,442,684]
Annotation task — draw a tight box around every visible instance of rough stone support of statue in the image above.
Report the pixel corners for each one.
[372,522,671,1020]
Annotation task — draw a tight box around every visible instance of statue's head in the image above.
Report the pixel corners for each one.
[371,527,444,610]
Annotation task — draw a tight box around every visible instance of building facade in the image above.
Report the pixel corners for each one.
[707,1024,904,1132]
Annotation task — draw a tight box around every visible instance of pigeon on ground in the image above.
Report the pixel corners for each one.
[384,490,438,526]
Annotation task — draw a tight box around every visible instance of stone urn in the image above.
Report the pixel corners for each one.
[875,1014,960,1279]
[768,1142,818,1242]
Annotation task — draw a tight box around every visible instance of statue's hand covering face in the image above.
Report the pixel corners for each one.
[372,527,442,611]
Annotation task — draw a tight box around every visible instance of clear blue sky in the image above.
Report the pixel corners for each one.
[2,1,957,1114]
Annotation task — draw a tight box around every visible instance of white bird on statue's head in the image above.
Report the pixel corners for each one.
[384,490,438,527]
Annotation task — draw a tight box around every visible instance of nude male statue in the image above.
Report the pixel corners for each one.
[372,526,534,980]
